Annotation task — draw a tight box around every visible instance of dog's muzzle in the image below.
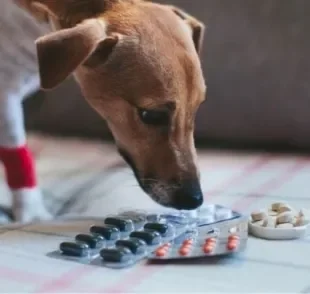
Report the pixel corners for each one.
[170,179,204,210]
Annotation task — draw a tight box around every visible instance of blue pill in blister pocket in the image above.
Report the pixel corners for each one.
[100,247,132,263]
[104,217,134,232]
[90,225,120,240]
[75,234,104,249]
[115,238,146,254]
[144,223,169,235]
[59,242,89,257]
[130,230,161,245]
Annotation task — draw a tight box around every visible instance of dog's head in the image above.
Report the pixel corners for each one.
[33,0,207,210]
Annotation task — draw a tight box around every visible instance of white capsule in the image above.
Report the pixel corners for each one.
[251,210,267,222]
[278,204,294,214]
[276,211,294,224]
[293,216,305,227]
[252,219,265,227]
[268,209,278,217]
[271,202,287,212]
[262,217,276,228]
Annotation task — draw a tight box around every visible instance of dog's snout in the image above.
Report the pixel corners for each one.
[172,180,204,210]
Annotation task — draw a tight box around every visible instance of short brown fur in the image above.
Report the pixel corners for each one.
[15,0,207,209]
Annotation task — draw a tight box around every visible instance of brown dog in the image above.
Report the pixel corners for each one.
[14,0,207,214]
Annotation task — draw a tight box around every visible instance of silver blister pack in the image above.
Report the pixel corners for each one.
[47,205,248,268]
[148,204,248,260]
[47,209,198,269]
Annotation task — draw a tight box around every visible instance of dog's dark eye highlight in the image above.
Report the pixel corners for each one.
[138,109,170,126]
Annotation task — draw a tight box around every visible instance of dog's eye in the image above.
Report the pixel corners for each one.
[138,109,170,126]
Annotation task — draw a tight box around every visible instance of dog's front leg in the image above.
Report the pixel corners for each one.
[0,91,52,223]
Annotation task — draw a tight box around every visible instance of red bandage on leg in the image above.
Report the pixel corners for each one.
[0,145,37,189]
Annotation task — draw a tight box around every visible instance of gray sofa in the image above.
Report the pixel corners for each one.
[25,0,310,149]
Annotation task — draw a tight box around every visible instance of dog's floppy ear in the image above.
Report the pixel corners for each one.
[169,6,205,55]
[35,19,119,90]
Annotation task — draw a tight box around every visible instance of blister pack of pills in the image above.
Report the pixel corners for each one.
[48,209,198,269]
[149,205,248,260]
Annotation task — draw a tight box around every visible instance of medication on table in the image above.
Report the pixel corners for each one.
[252,219,265,227]
[100,247,132,263]
[75,234,104,249]
[49,205,248,268]
[251,210,267,222]
[267,209,278,217]
[104,217,134,232]
[59,242,90,257]
[277,204,294,214]
[144,222,170,235]
[48,209,197,268]
[262,217,276,228]
[293,216,305,227]
[276,211,294,224]
[155,244,171,257]
[249,203,309,240]
[226,235,240,251]
[130,230,161,245]
[179,243,193,256]
[149,205,248,260]
[298,209,306,218]
[203,237,217,254]
[90,225,120,240]
[115,238,147,254]
[271,202,286,212]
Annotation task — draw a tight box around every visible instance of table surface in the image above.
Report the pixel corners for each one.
[0,134,309,293]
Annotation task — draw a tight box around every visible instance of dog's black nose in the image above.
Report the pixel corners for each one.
[172,180,204,210]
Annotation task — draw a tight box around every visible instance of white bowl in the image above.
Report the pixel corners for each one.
[249,220,310,240]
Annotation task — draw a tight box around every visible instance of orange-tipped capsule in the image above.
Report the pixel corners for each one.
[203,244,214,254]
[179,246,191,256]
[182,239,194,246]
[155,248,168,257]
[228,235,240,241]
[205,237,216,245]
[227,240,238,251]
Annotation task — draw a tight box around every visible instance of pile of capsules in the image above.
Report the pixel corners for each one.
[49,205,248,268]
